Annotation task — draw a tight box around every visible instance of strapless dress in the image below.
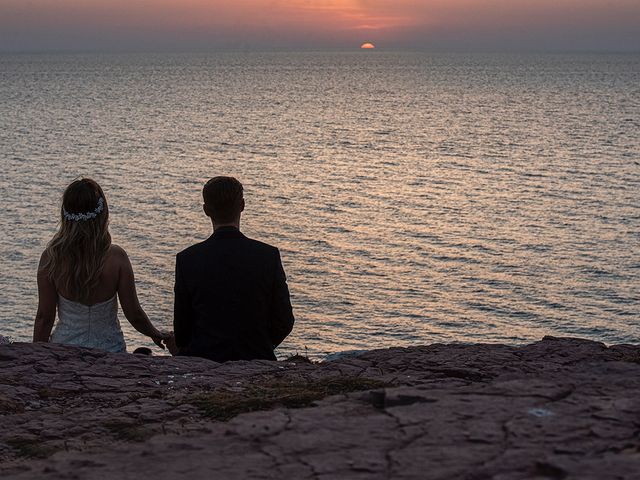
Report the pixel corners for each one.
[50,294,127,353]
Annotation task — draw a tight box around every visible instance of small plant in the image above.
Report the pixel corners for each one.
[37,388,70,399]
[102,421,153,442]
[6,438,57,459]
[190,376,388,421]
[284,353,314,364]
[0,393,23,413]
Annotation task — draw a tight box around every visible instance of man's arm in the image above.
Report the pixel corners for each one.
[269,248,295,348]
[173,254,194,352]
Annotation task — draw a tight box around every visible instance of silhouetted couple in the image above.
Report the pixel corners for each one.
[34,176,295,362]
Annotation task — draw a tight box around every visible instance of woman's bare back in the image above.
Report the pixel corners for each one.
[55,245,124,305]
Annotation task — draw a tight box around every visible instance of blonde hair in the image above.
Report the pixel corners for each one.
[42,178,111,303]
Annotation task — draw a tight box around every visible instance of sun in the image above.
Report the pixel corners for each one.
[360,42,375,49]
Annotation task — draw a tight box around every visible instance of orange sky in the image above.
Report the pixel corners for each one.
[1,0,639,51]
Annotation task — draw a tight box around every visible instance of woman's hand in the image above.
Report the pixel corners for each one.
[115,247,174,351]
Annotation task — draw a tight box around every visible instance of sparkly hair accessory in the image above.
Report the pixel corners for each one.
[63,197,105,222]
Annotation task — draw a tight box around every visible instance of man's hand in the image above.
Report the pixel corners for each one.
[151,330,172,350]
[163,333,179,355]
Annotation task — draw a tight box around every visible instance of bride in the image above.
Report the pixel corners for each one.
[33,178,171,353]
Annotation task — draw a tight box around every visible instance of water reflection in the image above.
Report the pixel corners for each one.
[0,53,638,358]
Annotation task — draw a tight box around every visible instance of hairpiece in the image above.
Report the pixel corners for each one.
[63,197,104,222]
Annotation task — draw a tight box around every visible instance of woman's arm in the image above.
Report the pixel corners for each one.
[33,251,57,342]
[114,246,171,349]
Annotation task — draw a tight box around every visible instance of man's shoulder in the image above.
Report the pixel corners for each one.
[243,236,279,256]
[176,240,209,261]
[176,236,279,261]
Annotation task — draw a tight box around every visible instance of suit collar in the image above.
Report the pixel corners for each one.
[210,226,245,240]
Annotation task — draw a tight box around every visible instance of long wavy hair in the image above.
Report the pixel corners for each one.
[42,178,111,303]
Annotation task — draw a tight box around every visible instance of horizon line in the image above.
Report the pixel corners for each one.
[1,47,639,55]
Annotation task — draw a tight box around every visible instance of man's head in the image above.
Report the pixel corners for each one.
[203,176,245,226]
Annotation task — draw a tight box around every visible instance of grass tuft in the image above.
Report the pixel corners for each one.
[37,388,70,399]
[6,438,57,459]
[190,376,387,421]
[0,393,23,413]
[284,353,315,364]
[102,421,153,442]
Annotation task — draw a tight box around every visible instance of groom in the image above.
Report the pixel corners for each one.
[172,176,295,362]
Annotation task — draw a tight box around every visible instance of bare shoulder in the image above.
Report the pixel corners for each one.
[106,244,131,266]
[37,249,51,274]
[38,249,50,265]
[109,244,128,256]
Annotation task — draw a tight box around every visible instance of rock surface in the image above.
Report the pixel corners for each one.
[1,337,639,479]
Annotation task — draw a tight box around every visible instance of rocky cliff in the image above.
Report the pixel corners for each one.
[1,337,639,479]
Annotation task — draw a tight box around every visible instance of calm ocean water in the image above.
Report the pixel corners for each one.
[0,52,638,358]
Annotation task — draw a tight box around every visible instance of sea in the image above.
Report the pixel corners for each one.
[1,52,638,359]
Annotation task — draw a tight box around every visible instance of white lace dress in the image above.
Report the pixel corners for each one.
[50,295,127,353]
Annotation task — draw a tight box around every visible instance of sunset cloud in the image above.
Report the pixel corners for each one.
[0,0,638,51]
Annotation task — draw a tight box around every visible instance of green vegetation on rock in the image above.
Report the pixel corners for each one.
[190,376,387,421]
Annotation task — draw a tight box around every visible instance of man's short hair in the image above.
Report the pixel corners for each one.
[203,176,244,224]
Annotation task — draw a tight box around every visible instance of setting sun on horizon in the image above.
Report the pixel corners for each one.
[0,1,638,52]
[360,42,376,49]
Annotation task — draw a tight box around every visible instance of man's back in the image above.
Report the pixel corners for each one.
[174,226,294,362]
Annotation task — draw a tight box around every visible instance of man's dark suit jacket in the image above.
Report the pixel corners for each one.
[173,226,295,362]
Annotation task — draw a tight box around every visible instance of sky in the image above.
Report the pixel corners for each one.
[1,0,639,52]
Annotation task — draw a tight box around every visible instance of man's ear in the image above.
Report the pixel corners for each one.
[203,203,212,217]
[240,198,245,212]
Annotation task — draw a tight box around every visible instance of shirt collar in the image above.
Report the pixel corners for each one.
[210,226,245,240]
